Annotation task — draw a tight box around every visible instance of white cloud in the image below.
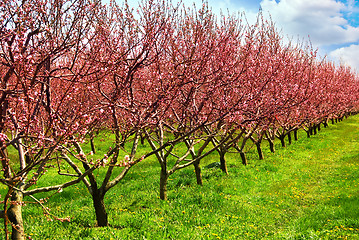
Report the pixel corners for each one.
[118,0,359,71]
[260,0,359,47]
[330,44,359,71]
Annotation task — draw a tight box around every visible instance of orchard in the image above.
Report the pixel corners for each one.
[1,0,359,239]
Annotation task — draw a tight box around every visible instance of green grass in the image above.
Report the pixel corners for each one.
[2,116,359,239]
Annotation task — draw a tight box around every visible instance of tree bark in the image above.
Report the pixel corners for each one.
[193,161,203,185]
[256,142,264,160]
[323,121,328,128]
[219,151,228,175]
[90,136,96,154]
[159,168,169,200]
[306,130,310,138]
[268,139,275,153]
[313,125,317,135]
[294,129,298,141]
[240,152,247,166]
[309,127,313,136]
[287,132,292,145]
[92,191,108,227]
[7,190,24,240]
[280,136,286,148]
[0,146,11,179]
[140,134,145,145]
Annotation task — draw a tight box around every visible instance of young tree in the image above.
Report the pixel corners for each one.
[50,0,182,226]
[142,3,258,199]
[0,0,105,238]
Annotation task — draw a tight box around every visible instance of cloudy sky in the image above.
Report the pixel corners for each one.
[124,0,359,72]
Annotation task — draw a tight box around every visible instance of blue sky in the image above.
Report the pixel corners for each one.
[122,0,359,71]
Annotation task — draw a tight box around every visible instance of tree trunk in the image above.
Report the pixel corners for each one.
[193,161,203,185]
[309,127,313,136]
[306,130,310,138]
[140,134,145,145]
[256,142,264,160]
[280,136,286,148]
[317,123,321,131]
[159,168,169,200]
[240,152,247,166]
[0,146,11,179]
[313,125,317,135]
[323,121,328,128]
[287,132,292,145]
[7,190,24,240]
[92,192,108,227]
[268,139,275,153]
[294,129,298,141]
[90,137,96,154]
[219,151,228,175]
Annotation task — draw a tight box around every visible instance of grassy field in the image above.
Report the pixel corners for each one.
[1,116,359,239]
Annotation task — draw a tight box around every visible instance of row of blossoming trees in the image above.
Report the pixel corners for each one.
[1,0,359,239]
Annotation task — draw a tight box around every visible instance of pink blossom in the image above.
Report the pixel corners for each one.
[0,133,8,142]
